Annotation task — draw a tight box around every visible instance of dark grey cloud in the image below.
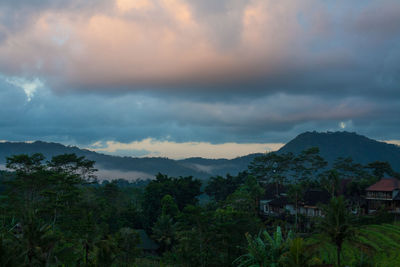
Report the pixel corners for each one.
[1,74,399,147]
[0,0,400,150]
[0,0,397,99]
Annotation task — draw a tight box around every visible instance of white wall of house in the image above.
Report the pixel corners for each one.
[284,204,296,215]
[259,200,272,214]
[393,189,400,199]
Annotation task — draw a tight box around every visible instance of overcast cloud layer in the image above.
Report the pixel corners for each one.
[0,0,399,158]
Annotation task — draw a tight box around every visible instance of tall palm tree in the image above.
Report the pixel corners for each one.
[20,215,58,266]
[280,238,315,267]
[152,214,177,252]
[0,219,23,266]
[95,235,117,267]
[319,196,355,267]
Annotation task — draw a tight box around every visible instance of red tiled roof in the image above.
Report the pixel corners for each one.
[366,178,400,192]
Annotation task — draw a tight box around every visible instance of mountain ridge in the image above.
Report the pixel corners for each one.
[278,131,400,171]
[0,141,260,180]
[1,131,400,179]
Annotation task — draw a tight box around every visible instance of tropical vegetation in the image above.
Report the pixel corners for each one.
[0,147,399,266]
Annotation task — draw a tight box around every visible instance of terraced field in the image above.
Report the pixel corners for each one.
[311,223,400,266]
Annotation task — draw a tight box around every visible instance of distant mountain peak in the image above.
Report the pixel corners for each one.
[279,131,400,171]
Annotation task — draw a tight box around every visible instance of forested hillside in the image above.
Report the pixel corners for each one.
[1,147,400,266]
[279,131,400,171]
[0,141,260,179]
[2,131,400,181]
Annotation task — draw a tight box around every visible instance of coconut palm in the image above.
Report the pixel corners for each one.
[319,196,355,267]
[152,214,177,252]
[20,215,58,266]
[0,219,23,266]
[115,227,140,266]
[280,237,316,267]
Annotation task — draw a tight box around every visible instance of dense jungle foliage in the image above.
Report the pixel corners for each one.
[0,148,400,266]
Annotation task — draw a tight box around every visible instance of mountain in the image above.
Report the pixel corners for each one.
[1,131,399,180]
[278,131,400,171]
[0,141,260,180]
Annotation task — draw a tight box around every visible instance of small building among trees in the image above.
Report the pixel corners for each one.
[366,178,400,214]
[259,185,330,217]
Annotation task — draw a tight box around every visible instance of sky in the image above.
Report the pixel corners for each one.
[0,0,399,159]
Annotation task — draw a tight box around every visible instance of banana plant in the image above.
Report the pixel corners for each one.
[234,226,293,267]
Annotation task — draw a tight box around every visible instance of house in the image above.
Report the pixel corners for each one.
[264,196,290,215]
[287,189,330,217]
[299,190,330,217]
[259,183,330,217]
[365,178,400,214]
[259,183,287,215]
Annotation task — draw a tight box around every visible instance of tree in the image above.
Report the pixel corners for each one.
[365,161,395,179]
[161,194,179,218]
[114,227,140,266]
[319,196,355,267]
[4,153,98,266]
[280,238,316,267]
[47,153,97,181]
[152,214,177,253]
[234,226,293,267]
[286,183,306,231]
[249,153,293,190]
[173,176,202,210]
[0,219,23,266]
[249,147,326,188]
[172,205,210,267]
[226,176,264,215]
[20,214,58,266]
[94,235,117,266]
[333,157,366,180]
[286,148,327,231]
[5,154,48,216]
[319,169,340,198]
[205,172,248,202]
[289,147,327,183]
[143,173,201,226]
[171,203,262,267]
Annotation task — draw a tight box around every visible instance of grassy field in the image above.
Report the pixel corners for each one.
[311,223,400,267]
[135,223,400,267]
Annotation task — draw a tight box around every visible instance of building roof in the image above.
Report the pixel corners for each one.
[302,189,330,206]
[366,178,400,192]
[269,196,289,206]
[262,183,287,199]
[267,189,330,207]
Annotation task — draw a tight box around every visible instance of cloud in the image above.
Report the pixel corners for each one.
[5,77,43,101]
[338,120,354,131]
[88,138,284,159]
[1,72,399,152]
[0,1,400,158]
[95,168,153,180]
[0,0,398,97]
[383,140,400,147]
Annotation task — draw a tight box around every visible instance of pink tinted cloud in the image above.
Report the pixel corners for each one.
[0,0,310,90]
[0,0,398,92]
